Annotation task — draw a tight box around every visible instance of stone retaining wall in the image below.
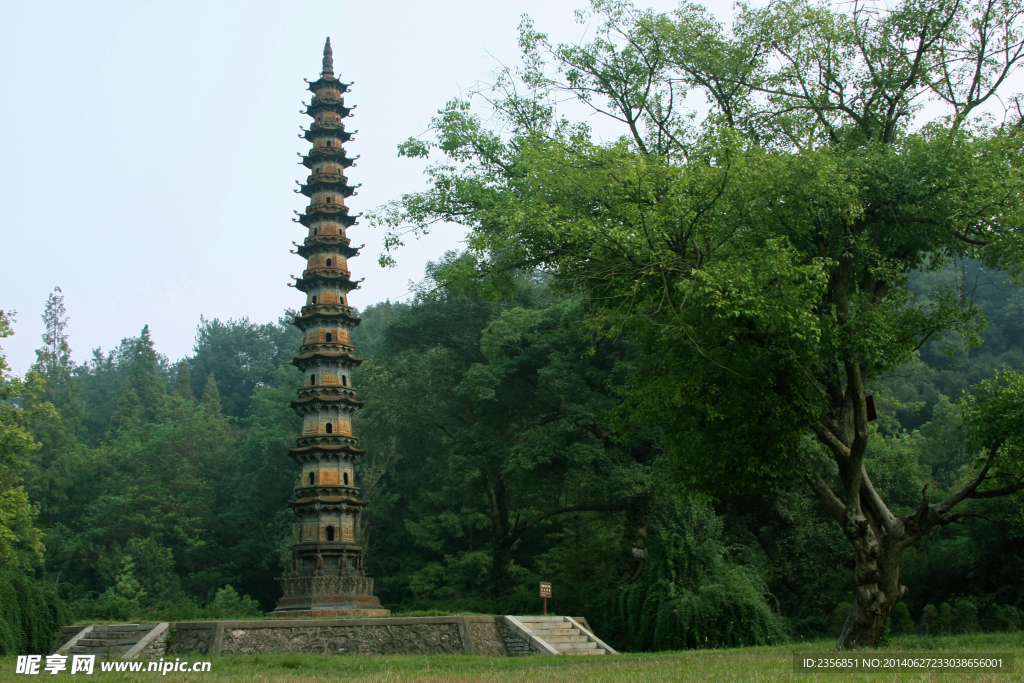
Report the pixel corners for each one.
[53,616,589,658]
[169,616,512,656]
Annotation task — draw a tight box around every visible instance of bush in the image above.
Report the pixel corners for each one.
[953,599,979,633]
[0,570,68,655]
[595,494,785,651]
[937,603,953,635]
[918,604,938,635]
[889,602,915,635]
[201,586,262,619]
[980,604,1021,633]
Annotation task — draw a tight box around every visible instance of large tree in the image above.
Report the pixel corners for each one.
[373,0,1024,646]
[357,273,651,596]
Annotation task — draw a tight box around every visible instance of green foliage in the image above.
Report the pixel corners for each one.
[0,570,67,656]
[596,494,785,651]
[188,316,301,418]
[360,273,653,599]
[980,604,1022,633]
[31,287,73,403]
[953,599,981,634]
[372,0,1024,646]
[918,604,938,635]
[201,373,224,419]
[889,603,915,635]
[202,585,262,619]
[0,309,49,569]
[938,602,954,634]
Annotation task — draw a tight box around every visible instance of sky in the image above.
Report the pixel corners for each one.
[2,0,734,375]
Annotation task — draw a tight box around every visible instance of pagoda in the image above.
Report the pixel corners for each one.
[273,38,387,616]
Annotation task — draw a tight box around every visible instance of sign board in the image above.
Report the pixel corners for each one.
[539,582,552,598]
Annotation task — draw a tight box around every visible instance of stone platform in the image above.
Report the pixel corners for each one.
[267,608,391,618]
[51,615,616,658]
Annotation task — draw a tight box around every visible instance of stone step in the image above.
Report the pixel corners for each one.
[93,624,156,632]
[67,646,132,655]
[541,635,591,644]
[563,649,607,656]
[554,641,599,650]
[518,616,568,622]
[77,638,143,646]
[527,627,580,636]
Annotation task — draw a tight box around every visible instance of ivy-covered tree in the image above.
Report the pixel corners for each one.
[373,0,1024,646]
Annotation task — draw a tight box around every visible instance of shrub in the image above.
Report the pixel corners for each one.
[937,603,953,635]
[953,599,979,633]
[0,570,68,655]
[595,494,785,651]
[202,586,262,619]
[918,604,938,635]
[980,604,1021,633]
[889,602,915,635]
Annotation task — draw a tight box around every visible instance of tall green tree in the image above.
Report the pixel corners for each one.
[188,316,302,418]
[173,361,194,403]
[0,310,47,570]
[31,287,73,403]
[358,272,652,596]
[373,0,1024,646]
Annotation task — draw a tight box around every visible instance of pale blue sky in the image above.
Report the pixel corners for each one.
[3,0,730,374]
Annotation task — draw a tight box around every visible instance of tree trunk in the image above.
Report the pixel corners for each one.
[490,542,516,596]
[836,503,907,648]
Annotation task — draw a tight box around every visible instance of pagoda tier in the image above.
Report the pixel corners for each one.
[301,123,355,144]
[293,237,362,259]
[273,37,387,616]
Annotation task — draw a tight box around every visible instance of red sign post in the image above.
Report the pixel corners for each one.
[539,582,552,615]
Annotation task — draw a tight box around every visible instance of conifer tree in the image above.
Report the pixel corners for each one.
[201,373,223,419]
[31,287,72,402]
[173,362,194,403]
[110,326,165,428]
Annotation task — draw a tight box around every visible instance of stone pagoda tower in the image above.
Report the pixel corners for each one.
[274,39,387,616]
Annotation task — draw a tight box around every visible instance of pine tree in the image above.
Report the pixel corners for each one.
[201,373,223,419]
[110,326,165,428]
[173,362,194,403]
[31,287,73,402]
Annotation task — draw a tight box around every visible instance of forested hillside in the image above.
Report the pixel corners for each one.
[0,256,1020,651]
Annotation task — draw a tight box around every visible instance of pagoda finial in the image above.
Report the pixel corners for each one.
[322,37,334,77]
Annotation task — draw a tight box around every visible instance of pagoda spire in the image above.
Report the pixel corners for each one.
[321,37,334,77]
[273,41,387,617]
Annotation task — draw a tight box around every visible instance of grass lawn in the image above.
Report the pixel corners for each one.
[1,633,1019,682]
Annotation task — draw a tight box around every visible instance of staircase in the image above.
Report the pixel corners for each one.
[62,624,166,659]
[512,616,617,656]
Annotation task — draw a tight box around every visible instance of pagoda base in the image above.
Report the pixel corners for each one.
[273,574,388,616]
[267,608,390,618]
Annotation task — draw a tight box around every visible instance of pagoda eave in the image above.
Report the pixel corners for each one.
[291,349,363,364]
[301,149,356,168]
[290,395,366,410]
[299,180,358,198]
[297,212,358,228]
[289,443,367,457]
[304,103,353,118]
[293,276,359,294]
[308,78,352,93]
[289,496,369,508]
[293,306,361,326]
[303,127,353,144]
[296,240,361,259]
